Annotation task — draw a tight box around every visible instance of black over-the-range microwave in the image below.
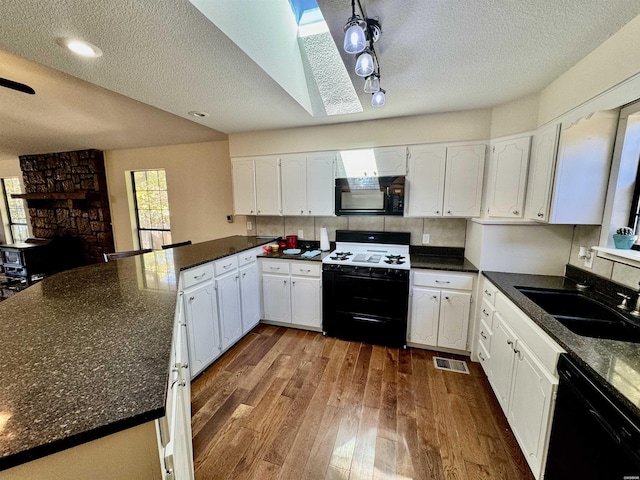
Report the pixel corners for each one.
[335,176,405,216]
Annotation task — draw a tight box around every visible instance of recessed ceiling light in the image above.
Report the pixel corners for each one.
[188,111,209,118]
[56,38,103,58]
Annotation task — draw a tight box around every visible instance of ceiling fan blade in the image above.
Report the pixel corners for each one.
[0,77,35,94]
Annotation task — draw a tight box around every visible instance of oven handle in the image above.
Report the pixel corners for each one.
[353,315,385,324]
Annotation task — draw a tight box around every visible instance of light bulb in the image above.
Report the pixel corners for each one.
[372,89,386,107]
[355,51,374,77]
[343,22,366,54]
[364,74,380,93]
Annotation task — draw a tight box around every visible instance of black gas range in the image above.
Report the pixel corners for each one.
[322,230,410,348]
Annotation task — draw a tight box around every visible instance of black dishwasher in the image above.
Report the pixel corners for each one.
[545,354,640,480]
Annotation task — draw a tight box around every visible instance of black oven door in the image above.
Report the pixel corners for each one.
[323,268,409,347]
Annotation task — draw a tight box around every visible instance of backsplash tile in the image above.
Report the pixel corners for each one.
[314,216,348,242]
[255,216,285,237]
[611,262,640,289]
[348,216,384,232]
[284,216,315,241]
[568,225,601,268]
[384,217,423,245]
[423,218,466,247]
[591,256,614,278]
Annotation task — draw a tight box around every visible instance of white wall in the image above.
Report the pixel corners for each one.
[490,93,539,138]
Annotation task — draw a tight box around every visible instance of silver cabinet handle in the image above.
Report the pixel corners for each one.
[513,347,520,354]
[435,280,450,284]
[435,210,440,214]
[447,210,452,214]
[482,309,489,316]
[480,331,487,339]
[270,266,281,270]
[537,212,544,217]
[242,272,246,278]
[189,296,195,301]
[484,290,492,296]
[444,296,450,300]
[194,272,206,279]
[283,280,287,285]
[257,210,261,214]
[513,210,519,215]
[478,352,485,361]
[301,210,304,214]
[432,295,438,299]
[300,269,310,273]
[507,340,513,346]
[292,281,296,286]
[223,263,233,269]
[309,210,311,214]
[250,210,254,214]
[234,275,239,281]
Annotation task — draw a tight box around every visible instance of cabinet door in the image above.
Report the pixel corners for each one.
[216,271,243,351]
[437,290,470,350]
[255,157,281,215]
[262,273,292,323]
[507,340,558,480]
[372,146,407,176]
[231,159,256,215]
[406,144,446,217]
[409,287,440,346]
[443,144,486,217]
[487,137,531,218]
[306,153,334,216]
[291,276,321,327]
[525,123,560,222]
[239,263,261,333]
[183,282,220,378]
[488,313,517,414]
[281,154,307,216]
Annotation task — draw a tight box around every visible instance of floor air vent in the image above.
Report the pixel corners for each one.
[433,356,470,374]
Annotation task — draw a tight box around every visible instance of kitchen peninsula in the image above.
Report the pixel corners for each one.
[0,236,271,479]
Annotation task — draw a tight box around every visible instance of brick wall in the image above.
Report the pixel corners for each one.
[18,149,115,264]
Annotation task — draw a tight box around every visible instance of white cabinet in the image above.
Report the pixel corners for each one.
[406,143,485,217]
[443,144,486,217]
[255,157,281,215]
[405,144,446,216]
[478,278,564,480]
[239,262,261,332]
[525,111,618,224]
[408,270,473,350]
[281,152,334,216]
[486,136,531,218]
[216,270,243,351]
[335,146,407,178]
[231,159,256,215]
[260,259,322,329]
[182,279,220,379]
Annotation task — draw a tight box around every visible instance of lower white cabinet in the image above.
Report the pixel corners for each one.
[239,262,261,332]
[409,270,473,350]
[182,280,220,378]
[260,259,322,330]
[477,278,564,480]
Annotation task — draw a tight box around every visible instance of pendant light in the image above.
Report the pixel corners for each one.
[371,89,386,107]
[363,74,380,93]
[343,0,366,54]
[355,50,374,77]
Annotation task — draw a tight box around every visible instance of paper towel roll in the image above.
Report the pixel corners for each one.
[320,227,330,251]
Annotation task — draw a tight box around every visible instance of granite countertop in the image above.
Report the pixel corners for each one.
[483,270,640,419]
[410,254,478,272]
[0,235,273,471]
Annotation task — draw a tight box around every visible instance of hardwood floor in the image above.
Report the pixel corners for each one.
[191,325,535,480]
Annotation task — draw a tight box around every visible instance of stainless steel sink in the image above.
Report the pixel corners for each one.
[516,288,640,343]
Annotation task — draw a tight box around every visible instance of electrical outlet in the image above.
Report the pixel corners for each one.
[298,229,304,239]
[247,220,253,231]
[584,250,594,269]
[422,234,430,244]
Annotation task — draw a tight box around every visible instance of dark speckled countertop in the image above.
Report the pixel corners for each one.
[483,270,640,419]
[0,235,273,471]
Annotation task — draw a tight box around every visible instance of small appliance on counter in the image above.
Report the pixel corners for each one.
[286,235,298,249]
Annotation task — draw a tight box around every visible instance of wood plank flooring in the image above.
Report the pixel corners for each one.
[191,325,535,480]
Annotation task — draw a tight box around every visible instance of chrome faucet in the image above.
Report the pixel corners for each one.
[631,282,640,317]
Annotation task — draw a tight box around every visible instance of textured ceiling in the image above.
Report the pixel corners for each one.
[0,0,639,159]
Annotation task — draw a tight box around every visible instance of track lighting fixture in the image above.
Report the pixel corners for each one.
[343,0,386,107]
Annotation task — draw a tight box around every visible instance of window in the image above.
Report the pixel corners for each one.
[1,177,28,243]
[131,169,172,250]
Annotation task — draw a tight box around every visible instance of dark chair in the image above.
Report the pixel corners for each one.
[161,240,192,250]
[103,249,152,262]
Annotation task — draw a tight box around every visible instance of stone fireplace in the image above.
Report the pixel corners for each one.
[17,149,115,264]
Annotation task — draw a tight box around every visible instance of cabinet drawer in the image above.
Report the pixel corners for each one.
[413,271,473,291]
[478,318,492,352]
[261,259,290,275]
[290,262,320,277]
[214,255,239,276]
[482,280,498,304]
[182,263,214,289]
[238,250,257,267]
[477,342,490,374]
[480,298,496,329]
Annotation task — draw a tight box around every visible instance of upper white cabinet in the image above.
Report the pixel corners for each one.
[281,152,334,216]
[525,110,618,224]
[405,144,447,216]
[255,157,281,215]
[231,159,256,216]
[335,146,407,178]
[444,144,486,217]
[406,143,485,217]
[486,136,531,218]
